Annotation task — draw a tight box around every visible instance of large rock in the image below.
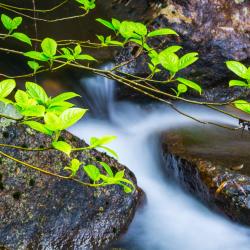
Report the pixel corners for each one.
[0,120,142,249]
[115,0,250,102]
[161,125,250,225]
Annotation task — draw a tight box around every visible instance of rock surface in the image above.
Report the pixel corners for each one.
[161,125,250,225]
[0,120,142,250]
[115,0,250,102]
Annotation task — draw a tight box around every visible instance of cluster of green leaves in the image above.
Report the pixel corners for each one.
[96,18,202,97]
[226,61,250,114]
[96,18,177,46]
[148,46,201,96]
[0,79,133,193]
[24,38,96,71]
[64,159,134,193]
[1,14,32,45]
[75,0,96,12]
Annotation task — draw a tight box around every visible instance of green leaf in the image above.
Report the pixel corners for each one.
[134,23,147,36]
[75,54,96,61]
[234,100,250,114]
[229,80,248,87]
[20,105,45,117]
[60,108,87,129]
[12,17,22,29]
[23,121,52,135]
[24,51,49,61]
[27,61,41,72]
[83,165,100,182]
[177,77,202,94]
[76,0,96,11]
[12,32,32,45]
[52,141,72,156]
[74,44,82,55]
[119,21,139,39]
[112,18,121,30]
[96,18,115,31]
[1,14,13,30]
[14,90,29,105]
[148,28,178,37]
[115,170,125,179]
[99,146,118,159]
[226,61,247,79]
[0,79,16,98]
[178,52,198,70]
[26,81,48,104]
[50,92,80,103]
[41,38,57,58]
[44,112,63,131]
[99,161,114,177]
[161,46,182,54]
[177,84,188,96]
[159,52,179,73]
[64,158,82,176]
[123,185,132,193]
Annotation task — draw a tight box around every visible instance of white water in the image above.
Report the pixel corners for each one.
[70,68,250,250]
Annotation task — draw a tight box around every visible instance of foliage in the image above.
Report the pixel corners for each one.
[226,61,250,115]
[0,79,134,193]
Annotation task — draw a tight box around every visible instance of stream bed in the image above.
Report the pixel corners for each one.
[69,71,250,250]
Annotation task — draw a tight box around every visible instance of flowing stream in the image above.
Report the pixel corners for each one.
[69,65,250,250]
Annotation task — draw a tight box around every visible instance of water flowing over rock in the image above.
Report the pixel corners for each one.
[115,0,250,102]
[161,125,250,225]
[0,121,142,250]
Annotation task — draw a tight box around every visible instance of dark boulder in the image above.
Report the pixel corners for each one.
[0,120,142,250]
[161,125,250,225]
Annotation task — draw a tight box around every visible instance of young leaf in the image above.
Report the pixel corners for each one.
[178,52,198,70]
[12,16,22,29]
[159,52,179,73]
[134,23,147,36]
[99,146,118,159]
[115,170,125,180]
[234,100,250,114]
[44,112,63,131]
[41,38,57,58]
[27,61,41,72]
[148,28,178,37]
[176,77,202,94]
[226,61,247,79]
[112,18,121,30]
[75,54,96,61]
[83,165,101,182]
[52,141,72,156]
[26,81,48,104]
[0,79,16,98]
[99,161,114,177]
[64,158,82,176]
[229,80,248,87]
[96,18,115,31]
[1,14,13,30]
[19,105,45,117]
[50,92,80,103]
[161,46,182,54]
[12,32,32,45]
[177,84,188,96]
[23,121,52,135]
[24,51,49,61]
[119,21,139,39]
[74,44,82,56]
[15,90,29,105]
[60,108,87,129]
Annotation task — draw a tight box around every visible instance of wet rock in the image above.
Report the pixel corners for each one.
[0,120,142,249]
[115,0,250,102]
[161,125,250,225]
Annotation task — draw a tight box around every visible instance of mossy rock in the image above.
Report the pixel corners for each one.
[0,121,142,249]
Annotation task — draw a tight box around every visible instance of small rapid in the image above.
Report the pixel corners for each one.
[69,65,250,250]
